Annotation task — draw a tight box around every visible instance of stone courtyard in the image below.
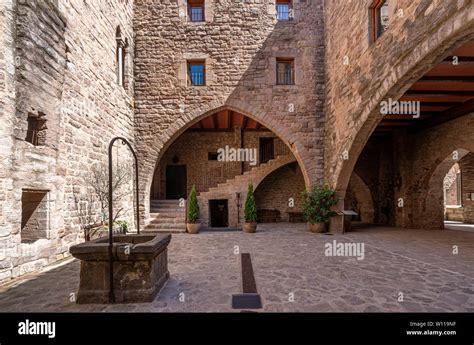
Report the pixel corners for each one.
[0,223,472,312]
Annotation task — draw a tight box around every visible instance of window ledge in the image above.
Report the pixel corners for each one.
[275,20,297,25]
[274,84,297,89]
[186,21,207,26]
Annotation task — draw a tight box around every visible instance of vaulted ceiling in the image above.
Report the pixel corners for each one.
[189,110,268,131]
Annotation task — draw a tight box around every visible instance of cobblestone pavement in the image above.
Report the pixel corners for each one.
[0,224,472,312]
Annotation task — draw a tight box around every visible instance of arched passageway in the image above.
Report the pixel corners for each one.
[145,108,308,231]
[333,38,474,232]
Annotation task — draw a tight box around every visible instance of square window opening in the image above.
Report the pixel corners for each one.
[276,58,295,85]
[369,0,389,43]
[21,189,50,243]
[276,0,293,21]
[188,0,205,22]
[188,60,206,86]
[26,112,47,146]
[208,152,219,161]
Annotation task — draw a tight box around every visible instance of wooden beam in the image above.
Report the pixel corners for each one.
[228,111,232,130]
[415,98,474,131]
[377,121,415,127]
[241,116,248,129]
[188,128,269,132]
[443,56,474,62]
[405,90,474,96]
[212,113,218,129]
[419,76,474,82]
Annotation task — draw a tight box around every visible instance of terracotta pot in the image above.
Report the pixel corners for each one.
[186,223,201,234]
[243,222,257,233]
[308,222,326,233]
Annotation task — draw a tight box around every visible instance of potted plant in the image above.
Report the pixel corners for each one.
[115,220,129,234]
[186,185,200,234]
[302,186,338,233]
[243,182,257,233]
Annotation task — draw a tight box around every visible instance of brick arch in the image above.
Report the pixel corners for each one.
[330,12,474,199]
[139,102,312,220]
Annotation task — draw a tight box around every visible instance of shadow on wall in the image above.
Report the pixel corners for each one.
[136,0,326,220]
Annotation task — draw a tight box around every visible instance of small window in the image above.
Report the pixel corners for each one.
[208,152,219,161]
[276,58,295,85]
[276,0,293,21]
[370,0,389,42]
[21,189,50,243]
[188,0,205,22]
[116,27,128,88]
[26,113,47,146]
[188,60,206,86]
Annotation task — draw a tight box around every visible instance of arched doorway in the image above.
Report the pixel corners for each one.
[145,109,308,231]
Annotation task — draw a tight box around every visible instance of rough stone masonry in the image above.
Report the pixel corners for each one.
[0,0,472,284]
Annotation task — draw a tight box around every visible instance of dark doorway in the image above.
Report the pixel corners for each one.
[260,137,275,164]
[166,165,187,199]
[209,199,228,227]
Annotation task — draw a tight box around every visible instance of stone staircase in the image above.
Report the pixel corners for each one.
[144,199,186,233]
[198,154,296,226]
[201,154,296,197]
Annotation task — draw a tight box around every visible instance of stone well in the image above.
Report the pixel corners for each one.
[70,234,171,304]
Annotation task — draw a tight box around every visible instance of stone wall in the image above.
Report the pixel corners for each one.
[344,173,375,224]
[134,0,326,220]
[444,164,460,206]
[324,0,474,232]
[0,0,135,283]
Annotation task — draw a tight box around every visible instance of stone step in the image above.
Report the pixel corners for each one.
[150,207,185,212]
[143,228,186,234]
[148,224,186,230]
[150,212,185,218]
[150,203,184,209]
[149,218,185,224]
[146,219,186,228]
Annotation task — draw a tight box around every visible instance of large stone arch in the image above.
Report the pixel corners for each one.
[326,4,474,233]
[333,31,474,196]
[137,102,312,221]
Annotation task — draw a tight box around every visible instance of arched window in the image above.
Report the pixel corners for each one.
[116,26,128,88]
[369,0,389,43]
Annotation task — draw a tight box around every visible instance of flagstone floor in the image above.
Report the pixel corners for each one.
[0,223,472,312]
